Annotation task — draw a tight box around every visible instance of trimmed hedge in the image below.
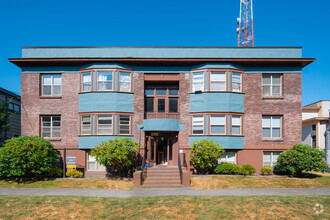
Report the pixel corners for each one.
[239,164,256,175]
[261,166,274,175]
[66,169,83,178]
[214,162,240,174]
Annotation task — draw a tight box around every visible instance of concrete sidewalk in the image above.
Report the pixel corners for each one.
[0,187,329,198]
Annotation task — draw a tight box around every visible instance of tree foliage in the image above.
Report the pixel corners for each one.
[0,99,13,143]
[276,144,328,176]
[91,137,139,177]
[0,136,60,181]
[190,139,224,174]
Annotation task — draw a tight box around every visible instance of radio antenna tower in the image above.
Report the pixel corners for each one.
[237,0,254,47]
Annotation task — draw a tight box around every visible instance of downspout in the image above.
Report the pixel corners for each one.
[325,109,330,166]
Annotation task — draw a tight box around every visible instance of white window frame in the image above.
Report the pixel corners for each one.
[97,71,113,91]
[41,115,61,138]
[218,152,236,164]
[81,115,91,135]
[210,115,226,135]
[262,116,282,138]
[210,71,226,91]
[192,72,204,92]
[231,115,242,135]
[119,71,132,92]
[81,72,92,92]
[97,115,113,135]
[119,115,131,135]
[231,72,242,92]
[87,152,105,171]
[262,74,282,97]
[263,151,281,167]
[192,115,204,135]
[41,74,62,96]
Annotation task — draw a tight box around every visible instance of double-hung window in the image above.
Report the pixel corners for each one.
[97,115,113,134]
[263,152,280,167]
[232,72,242,92]
[192,115,204,134]
[262,116,282,138]
[210,71,226,91]
[218,152,236,164]
[231,115,242,135]
[119,115,131,135]
[41,115,61,138]
[81,116,91,135]
[81,72,92,92]
[262,74,282,96]
[42,74,61,96]
[119,72,131,92]
[210,115,226,134]
[192,72,204,92]
[97,71,113,91]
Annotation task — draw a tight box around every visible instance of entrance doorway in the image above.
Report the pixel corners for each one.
[145,132,178,166]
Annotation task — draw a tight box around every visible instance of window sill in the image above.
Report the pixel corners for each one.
[79,91,133,94]
[262,138,284,142]
[44,137,62,141]
[189,91,245,94]
[40,96,62,99]
[262,96,283,100]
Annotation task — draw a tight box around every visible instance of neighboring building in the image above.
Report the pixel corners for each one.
[302,100,330,151]
[9,46,314,177]
[0,87,21,145]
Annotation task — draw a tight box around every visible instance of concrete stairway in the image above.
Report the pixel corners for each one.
[142,166,182,188]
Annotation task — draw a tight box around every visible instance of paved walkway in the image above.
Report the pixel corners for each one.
[0,187,329,198]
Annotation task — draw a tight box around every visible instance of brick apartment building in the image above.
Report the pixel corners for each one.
[10,46,314,177]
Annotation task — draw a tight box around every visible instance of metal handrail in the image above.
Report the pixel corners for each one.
[178,153,183,185]
[141,154,147,184]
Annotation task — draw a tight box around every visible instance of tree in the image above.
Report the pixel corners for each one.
[190,139,224,174]
[0,99,13,143]
[0,136,60,181]
[276,144,328,176]
[91,137,139,177]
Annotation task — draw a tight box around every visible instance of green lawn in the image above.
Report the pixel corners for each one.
[191,173,330,190]
[0,195,329,219]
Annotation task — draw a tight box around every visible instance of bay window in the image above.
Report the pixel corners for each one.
[97,115,113,134]
[192,72,204,92]
[231,115,242,135]
[210,71,226,91]
[97,71,113,91]
[119,71,131,92]
[81,72,92,92]
[119,115,131,135]
[81,115,91,135]
[232,72,242,92]
[192,115,204,134]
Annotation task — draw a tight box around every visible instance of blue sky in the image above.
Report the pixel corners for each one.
[0,0,328,106]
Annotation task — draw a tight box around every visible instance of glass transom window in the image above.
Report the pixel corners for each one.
[262,116,282,138]
[192,115,204,134]
[41,115,61,138]
[262,75,282,96]
[97,71,113,91]
[210,71,226,91]
[42,74,61,96]
[263,152,280,167]
[192,72,204,92]
[210,115,226,134]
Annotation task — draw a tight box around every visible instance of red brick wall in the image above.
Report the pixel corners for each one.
[133,72,145,153]
[243,73,302,150]
[21,73,79,149]
[178,72,190,149]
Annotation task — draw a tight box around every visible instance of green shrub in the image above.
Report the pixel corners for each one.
[0,136,60,181]
[239,164,256,175]
[92,137,139,177]
[66,169,83,178]
[214,162,240,174]
[46,167,63,178]
[276,144,328,176]
[261,166,274,175]
[190,139,224,174]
